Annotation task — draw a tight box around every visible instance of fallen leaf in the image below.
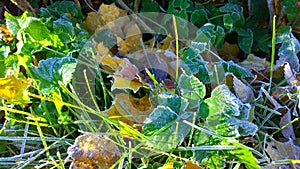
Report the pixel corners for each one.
[225,73,255,103]
[0,75,31,103]
[265,139,300,169]
[117,21,143,55]
[111,76,143,93]
[0,25,14,42]
[283,62,300,86]
[99,3,127,23]
[158,162,173,169]
[238,54,270,71]
[103,93,154,129]
[184,161,203,169]
[218,41,240,61]
[68,133,120,169]
[279,109,296,140]
[83,3,127,34]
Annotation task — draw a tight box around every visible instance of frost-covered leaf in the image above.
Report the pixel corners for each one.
[178,71,206,109]
[201,85,257,137]
[154,92,189,113]
[276,26,300,71]
[238,54,270,71]
[196,23,225,49]
[143,106,194,151]
[28,57,76,96]
[143,106,178,136]
[225,73,255,103]
[222,61,254,78]
[279,109,296,140]
[68,134,120,169]
[265,139,300,168]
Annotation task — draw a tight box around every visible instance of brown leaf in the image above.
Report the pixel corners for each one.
[83,3,127,34]
[225,73,255,103]
[68,134,120,169]
[238,54,270,71]
[279,109,296,140]
[184,161,203,169]
[218,42,240,61]
[265,139,300,168]
[99,3,127,23]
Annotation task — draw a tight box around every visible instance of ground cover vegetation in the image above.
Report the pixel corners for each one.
[0,0,300,168]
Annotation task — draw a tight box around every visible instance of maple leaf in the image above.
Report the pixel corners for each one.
[0,75,31,103]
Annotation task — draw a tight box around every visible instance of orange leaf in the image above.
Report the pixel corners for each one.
[0,25,14,42]
[0,75,31,103]
[184,161,203,169]
[103,93,154,130]
[68,134,120,169]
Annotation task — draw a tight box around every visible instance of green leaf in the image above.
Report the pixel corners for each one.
[0,46,10,78]
[237,28,253,54]
[203,85,258,137]
[154,92,189,113]
[222,61,254,78]
[276,26,300,71]
[282,0,300,23]
[28,57,77,96]
[190,9,207,27]
[141,0,160,12]
[38,1,84,22]
[178,71,206,109]
[143,106,194,151]
[143,106,178,136]
[23,18,62,47]
[194,150,226,169]
[197,23,225,49]
[53,18,74,43]
[227,141,260,169]
[219,2,243,13]
[4,11,22,35]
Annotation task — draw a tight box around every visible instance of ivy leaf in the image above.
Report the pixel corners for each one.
[190,9,207,27]
[197,23,225,49]
[237,28,253,54]
[28,57,76,96]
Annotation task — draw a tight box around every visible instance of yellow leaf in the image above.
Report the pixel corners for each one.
[158,162,173,169]
[99,3,127,23]
[0,25,14,42]
[0,75,31,103]
[111,76,143,93]
[103,93,154,131]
